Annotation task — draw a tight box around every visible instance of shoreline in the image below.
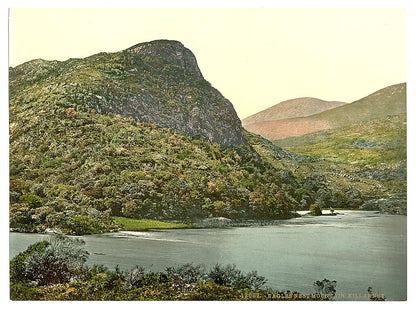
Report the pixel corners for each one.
[9,209,397,236]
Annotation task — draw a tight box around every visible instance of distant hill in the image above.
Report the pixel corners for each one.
[242,97,347,126]
[243,83,406,140]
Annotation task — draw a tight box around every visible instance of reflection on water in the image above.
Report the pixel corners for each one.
[9,210,406,300]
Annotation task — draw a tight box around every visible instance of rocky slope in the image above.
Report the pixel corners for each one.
[10,40,247,147]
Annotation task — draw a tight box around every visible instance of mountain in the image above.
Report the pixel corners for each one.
[9,40,310,235]
[242,97,347,126]
[9,40,247,147]
[9,40,405,235]
[243,83,406,140]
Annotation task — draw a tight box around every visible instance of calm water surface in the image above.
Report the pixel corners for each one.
[9,211,406,300]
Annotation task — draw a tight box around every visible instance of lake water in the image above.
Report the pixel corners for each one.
[9,210,406,300]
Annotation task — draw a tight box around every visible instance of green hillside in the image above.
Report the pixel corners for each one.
[306,83,406,128]
[9,101,305,234]
[275,114,407,214]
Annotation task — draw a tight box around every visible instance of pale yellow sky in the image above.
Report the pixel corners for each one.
[9,8,406,118]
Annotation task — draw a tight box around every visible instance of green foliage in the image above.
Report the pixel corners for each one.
[165,263,206,289]
[208,263,267,290]
[18,193,44,209]
[9,92,301,233]
[23,234,89,286]
[40,157,62,169]
[187,282,240,300]
[47,184,76,198]
[10,281,41,300]
[309,204,322,216]
[61,215,106,235]
[10,240,49,283]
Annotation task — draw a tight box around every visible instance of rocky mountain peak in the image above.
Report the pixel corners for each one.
[127,40,203,79]
[9,39,248,147]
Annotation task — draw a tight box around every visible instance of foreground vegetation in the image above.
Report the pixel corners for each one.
[8,234,333,301]
[11,234,387,301]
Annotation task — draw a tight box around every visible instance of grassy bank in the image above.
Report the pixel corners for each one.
[113,217,193,231]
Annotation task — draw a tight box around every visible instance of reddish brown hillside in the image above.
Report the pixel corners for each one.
[242,97,346,126]
[243,83,406,141]
[244,118,333,140]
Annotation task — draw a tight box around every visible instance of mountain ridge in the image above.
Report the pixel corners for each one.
[243,83,406,140]
[242,97,347,126]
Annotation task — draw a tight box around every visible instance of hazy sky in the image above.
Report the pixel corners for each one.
[9,8,406,119]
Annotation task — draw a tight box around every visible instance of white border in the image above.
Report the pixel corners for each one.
[2,2,414,309]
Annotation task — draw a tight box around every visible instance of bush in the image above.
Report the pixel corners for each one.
[207,264,266,290]
[9,203,35,228]
[10,281,41,300]
[10,240,49,283]
[47,184,76,199]
[309,203,322,216]
[24,234,89,286]
[61,214,104,235]
[165,263,206,293]
[123,266,145,289]
[313,278,337,299]
[18,193,44,209]
[188,282,240,300]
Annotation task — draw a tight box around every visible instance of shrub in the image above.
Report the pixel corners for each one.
[66,108,78,117]
[47,184,76,199]
[30,183,46,197]
[123,266,146,289]
[313,278,337,299]
[10,281,41,300]
[24,234,89,286]
[9,191,21,203]
[10,178,26,193]
[10,240,49,283]
[18,193,44,209]
[62,214,104,235]
[165,263,206,287]
[40,157,62,169]
[9,203,36,229]
[309,203,322,216]
[207,264,266,290]
[188,282,240,300]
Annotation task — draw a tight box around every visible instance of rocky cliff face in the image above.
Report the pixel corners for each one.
[10,40,247,147]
